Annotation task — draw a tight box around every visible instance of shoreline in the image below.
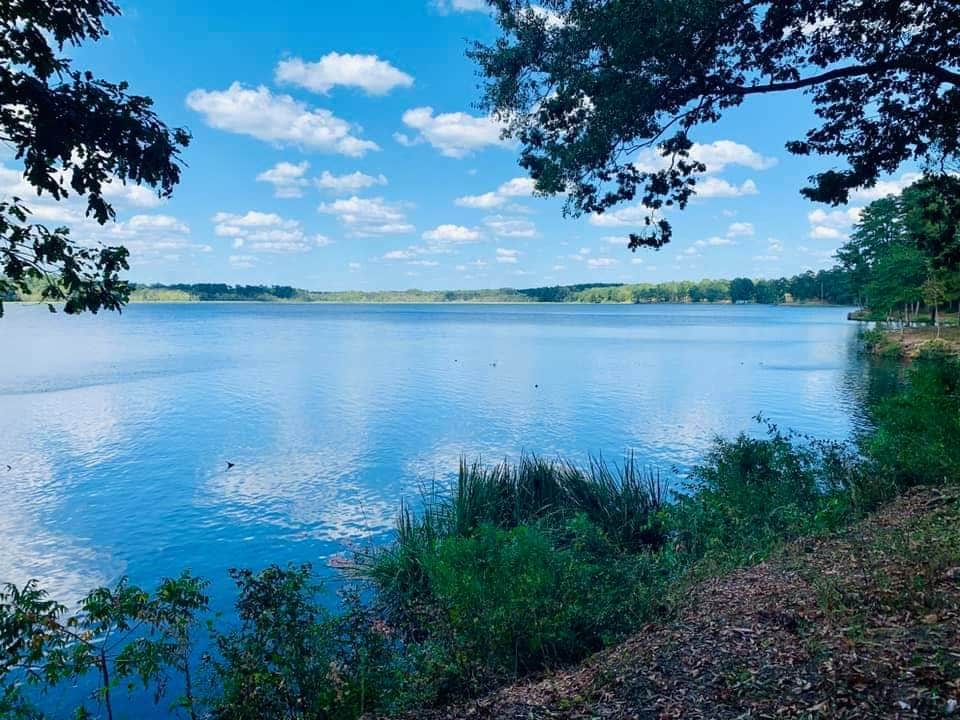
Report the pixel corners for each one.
[4,299,856,308]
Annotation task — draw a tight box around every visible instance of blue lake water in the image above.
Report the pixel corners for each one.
[1,302,870,613]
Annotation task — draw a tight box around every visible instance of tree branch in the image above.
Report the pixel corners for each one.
[727,60,960,96]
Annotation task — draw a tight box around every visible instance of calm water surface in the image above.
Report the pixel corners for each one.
[1,302,870,610]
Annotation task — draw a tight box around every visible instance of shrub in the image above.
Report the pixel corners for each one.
[865,357,960,488]
[670,423,865,568]
[207,564,400,720]
[386,517,667,700]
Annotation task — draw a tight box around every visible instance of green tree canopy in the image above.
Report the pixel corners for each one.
[900,175,960,271]
[471,1,960,249]
[0,0,190,316]
[729,277,756,303]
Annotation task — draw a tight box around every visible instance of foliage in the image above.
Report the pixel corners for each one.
[208,564,340,720]
[838,174,960,321]
[471,0,960,249]
[0,1,189,317]
[397,520,666,698]
[0,572,209,720]
[670,423,867,569]
[864,244,928,319]
[865,357,960,488]
[729,277,756,304]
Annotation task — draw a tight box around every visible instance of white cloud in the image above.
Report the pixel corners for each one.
[726,221,755,237]
[455,191,503,209]
[318,195,413,236]
[809,225,844,240]
[186,82,378,156]
[348,262,361,271]
[2,162,163,211]
[400,106,508,158]
[850,172,921,201]
[808,207,862,228]
[101,180,164,208]
[588,203,653,227]
[587,257,618,269]
[635,140,776,174]
[694,177,758,198]
[432,0,489,13]
[496,247,519,263]
[695,236,735,247]
[689,141,777,172]
[497,177,536,197]
[422,224,481,243]
[1,163,210,265]
[393,132,419,148]
[314,170,388,194]
[484,215,537,237]
[275,53,413,96]
[383,224,481,261]
[456,176,536,208]
[256,161,310,198]
[807,206,862,240]
[78,213,214,261]
[409,259,440,267]
[767,238,784,253]
[213,210,327,252]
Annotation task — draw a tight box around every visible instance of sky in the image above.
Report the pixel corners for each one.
[1,0,923,291]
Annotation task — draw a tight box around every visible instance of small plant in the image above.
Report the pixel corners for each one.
[0,572,208,720]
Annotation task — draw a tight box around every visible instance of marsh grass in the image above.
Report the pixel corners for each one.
[364,454,667,605]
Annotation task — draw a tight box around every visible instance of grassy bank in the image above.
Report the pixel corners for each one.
[2,358,959,719]
[863,326,960,359]
[408,485,960,719]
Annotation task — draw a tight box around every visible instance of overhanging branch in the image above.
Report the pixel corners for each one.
[726,59,960,96]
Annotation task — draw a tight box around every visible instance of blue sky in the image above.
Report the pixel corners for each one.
[2,0,922,290]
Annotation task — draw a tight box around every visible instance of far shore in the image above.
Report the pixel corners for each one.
[5,298,856,308]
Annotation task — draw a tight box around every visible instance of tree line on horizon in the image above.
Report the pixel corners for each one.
[1,271,856,306]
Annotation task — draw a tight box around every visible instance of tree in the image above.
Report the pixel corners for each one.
[729,277,755,304]
[865,244,928,325]
[0,1,190,317]
[900,174,960,271]
[471,1,960,249]
[0,574,209,720]
[836,197,903,305]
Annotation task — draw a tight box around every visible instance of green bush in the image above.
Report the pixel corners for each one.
[861,326,902,357]
[393,517,666,699]
[865,357,960,488]
[670,424,865,568]
[208,564,401,720]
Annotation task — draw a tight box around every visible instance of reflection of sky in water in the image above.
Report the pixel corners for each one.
[0,303,869,613]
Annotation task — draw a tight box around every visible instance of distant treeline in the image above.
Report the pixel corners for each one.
[121,270,854,305]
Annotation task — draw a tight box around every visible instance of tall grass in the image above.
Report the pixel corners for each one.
[366,454,666,602]
[415,453,664,543]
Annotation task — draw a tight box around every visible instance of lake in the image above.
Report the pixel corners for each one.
[1,302,870,611]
